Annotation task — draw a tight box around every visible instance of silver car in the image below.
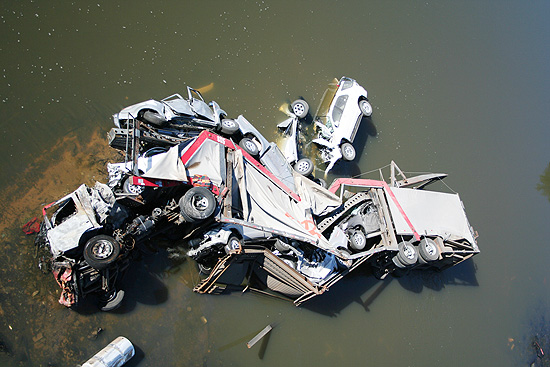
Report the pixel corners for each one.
[113,86,239,136]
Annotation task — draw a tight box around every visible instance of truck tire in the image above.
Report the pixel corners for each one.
[418,238,440,262]
[179,187,216,222]
[83,235,121,270]
[99,290,125,312]
[396,241,418,266]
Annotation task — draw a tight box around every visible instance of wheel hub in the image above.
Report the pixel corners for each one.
[293,103,305,116]
[193,195,209,211]
[353,232,365,247]
[92,240,114,259]
[403,245,415,259]
[425,243,436,256]
[297,161,310,172]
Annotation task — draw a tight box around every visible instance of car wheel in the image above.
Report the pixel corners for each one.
[291,99,309,119]
[141,110,167,126]
[198,262,212,276]
[313,178,327,188]
[274,240,291,253]
[396,241,418,267]
[122,176,145,195]
[341,142,356,161]
[143,147,168,157]
[239,137,260,156]
[178,187,216,223]
[99,290,125,312]
[83,235,121,270]
[218,119,239,136]
[349,229,367,251]
[294,158,314,176]
[359,99,372,117]
[224,235,242,254]
[418,238,440,262]
[372,265,390,280]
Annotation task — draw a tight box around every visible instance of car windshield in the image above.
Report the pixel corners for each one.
[48,198,77,227]
[314,79,339,119]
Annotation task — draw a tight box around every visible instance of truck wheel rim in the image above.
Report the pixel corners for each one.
[92,240,114,259]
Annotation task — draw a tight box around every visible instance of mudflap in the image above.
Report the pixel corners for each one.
[52,265,77,307]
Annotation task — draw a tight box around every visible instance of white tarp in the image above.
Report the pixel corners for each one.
[234,151,333,249]
[140,144,188,182]
[293,173,341,217]
[182,139,225,187]
[387,187,476,245]
[141,139,225,187]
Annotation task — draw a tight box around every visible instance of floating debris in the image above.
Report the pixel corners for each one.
[247,325,273,349]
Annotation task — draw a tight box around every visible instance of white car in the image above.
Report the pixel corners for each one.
[312,77,372,173]
[277,99,315,177]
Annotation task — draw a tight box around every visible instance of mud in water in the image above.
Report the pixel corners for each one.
[0,129,120,234]
[0,128,212,366]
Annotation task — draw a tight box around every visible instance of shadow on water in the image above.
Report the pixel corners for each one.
[73,245,184,315]
[322,116,378,178]
[303,259,478,317]
[512,302,550,367]
[124,343,145,367]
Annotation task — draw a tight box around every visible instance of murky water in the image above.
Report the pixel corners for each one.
[1,1,550,366]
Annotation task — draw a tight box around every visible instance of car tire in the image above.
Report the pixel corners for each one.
[313,178,327,188]
[218,119,239,136]
[143,147,168,157]
[239,137,260,156]
[294,158,314,176]
[178,187,216,223]
[291,99,309,119]
[198,262,212,276]
[83,235,121,270]
[141,110,167,126]
[122,176,145,195]
[359,99,372,117]
[99,290,125,312]
[341,142,356,161]
[274,240,291,253]
[349,229,367,251]
[396,241,418,267]
[418,238,440,262]
[224,235,242,254]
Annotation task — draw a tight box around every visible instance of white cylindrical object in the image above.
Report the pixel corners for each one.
[81,336,135,367]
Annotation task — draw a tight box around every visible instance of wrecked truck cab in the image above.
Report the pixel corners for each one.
[42,183,129,259]
[37,175,221,310]
[39,183,131,310]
